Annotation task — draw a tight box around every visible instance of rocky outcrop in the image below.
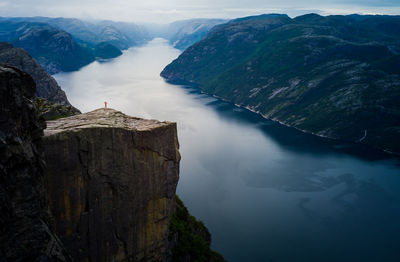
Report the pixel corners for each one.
[35,97,81,120]
[43,108,180,262]
[0,65,69,261]
[0,42,71,105]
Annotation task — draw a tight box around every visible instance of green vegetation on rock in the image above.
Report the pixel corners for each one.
[35,97,81,120]
[161,14,400,154]
[94,42,123,59]
[169,195,226,262]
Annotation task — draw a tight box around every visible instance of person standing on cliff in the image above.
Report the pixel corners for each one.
[104,101,107,112]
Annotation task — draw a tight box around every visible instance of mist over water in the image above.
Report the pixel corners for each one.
[55,38,400,262]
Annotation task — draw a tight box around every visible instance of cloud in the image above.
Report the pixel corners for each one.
[0,0,398,23]
[153,9,181,15]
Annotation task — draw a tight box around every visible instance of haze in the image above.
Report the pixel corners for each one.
[1,0,399,23]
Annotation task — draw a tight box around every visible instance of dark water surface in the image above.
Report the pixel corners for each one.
[55,38,400,262]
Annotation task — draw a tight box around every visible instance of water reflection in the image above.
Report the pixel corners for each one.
[55,38,400,262]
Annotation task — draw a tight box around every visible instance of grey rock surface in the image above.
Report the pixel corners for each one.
[43,108,180,262]
[0,65,70,261]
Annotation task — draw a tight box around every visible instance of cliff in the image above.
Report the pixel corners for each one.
[0,65,69,261]
[0,59,223,261]
[161,14,400,154]
[43,108,181,261]
[0,42,72,105]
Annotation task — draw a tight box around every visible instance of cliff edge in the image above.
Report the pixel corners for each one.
[0,65,69,261]
[43,108,180,262]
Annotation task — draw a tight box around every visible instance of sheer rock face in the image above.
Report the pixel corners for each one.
[0,65,69,261]
[0,42,71,105]
[43,108,181,262]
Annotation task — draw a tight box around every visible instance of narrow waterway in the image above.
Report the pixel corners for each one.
[55,38,400,262]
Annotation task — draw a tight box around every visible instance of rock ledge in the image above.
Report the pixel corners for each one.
[43,108,180,262]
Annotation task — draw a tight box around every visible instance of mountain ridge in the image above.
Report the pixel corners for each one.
[0,20,95,73]
[161,13,400,154]
[0,17,145,73]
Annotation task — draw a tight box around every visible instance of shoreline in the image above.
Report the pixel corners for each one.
[164,78,399,158]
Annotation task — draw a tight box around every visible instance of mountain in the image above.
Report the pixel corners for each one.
[92,22,134,49]
[93,42,122,59]
[167,19,227,49]
[144,19,227,50]
[0,17,150,73]
[161,14,400,154]
[92,20,150,48]
[0,17,99,44]
[0,16,223,73]
[0,17,150,49]
[41,18,149,48]
[0,42,72,104]
[0,20,94,73]
[0,42,81,119]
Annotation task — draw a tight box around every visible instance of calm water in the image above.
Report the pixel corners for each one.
[55,38,400,262]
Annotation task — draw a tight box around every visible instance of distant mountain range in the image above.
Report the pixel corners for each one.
[3,17,150,49]
[0,16,224,74]
[0,20,94,73]
[161,13,400,154]
[0,17,151,73]
[165,19,227,49]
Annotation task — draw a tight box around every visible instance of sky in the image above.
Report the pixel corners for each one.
[0,0,399,23]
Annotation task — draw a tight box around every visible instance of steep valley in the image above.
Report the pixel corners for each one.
[55,39,400,262]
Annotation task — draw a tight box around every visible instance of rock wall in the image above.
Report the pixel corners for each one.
[43,108,180,262]
[0,42,72,105]
[0,65,69,261]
